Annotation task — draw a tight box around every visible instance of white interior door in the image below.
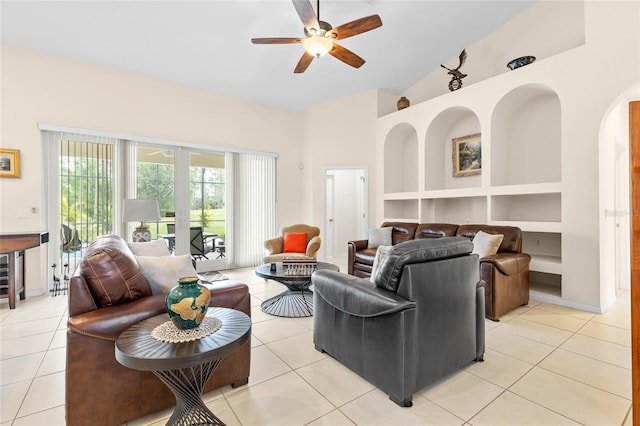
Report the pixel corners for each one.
[324,167,368,259]
[325,175,335,258]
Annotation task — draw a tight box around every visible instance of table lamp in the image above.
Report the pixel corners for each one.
[123,199,160,242]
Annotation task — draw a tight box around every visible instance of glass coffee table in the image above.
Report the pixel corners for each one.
[255,261,339,317]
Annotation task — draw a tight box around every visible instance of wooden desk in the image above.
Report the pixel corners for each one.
[0,232,48,309]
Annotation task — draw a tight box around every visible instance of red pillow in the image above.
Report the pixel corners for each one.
[283,232,308,253]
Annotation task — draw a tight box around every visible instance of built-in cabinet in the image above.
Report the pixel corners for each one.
[379,78,564,302]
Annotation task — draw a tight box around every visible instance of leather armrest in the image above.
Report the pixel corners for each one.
[68,294,167,341]
[306,236,322,257]
[348,240,368,251]
[69,283,251,342]
[480,252,531,276]
[312,270,415,317]
[68,275,99,316]
[264,236,284,255]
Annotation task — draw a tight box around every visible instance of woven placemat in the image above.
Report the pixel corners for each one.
[151,315,222,343]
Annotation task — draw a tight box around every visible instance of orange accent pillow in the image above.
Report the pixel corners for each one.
[283,232,308,253]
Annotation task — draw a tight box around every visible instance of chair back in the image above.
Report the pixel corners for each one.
[167,223,175,234]
[280,224,320,243]
[190,227,207,258]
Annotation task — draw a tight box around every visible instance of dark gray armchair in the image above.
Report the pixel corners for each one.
[312,237,485,407]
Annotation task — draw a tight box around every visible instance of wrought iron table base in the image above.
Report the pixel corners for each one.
[261,288,313,317]
[154,359,224,426]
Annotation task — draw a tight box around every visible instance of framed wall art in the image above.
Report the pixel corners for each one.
[452,133,481,177]
[0,148,21,178]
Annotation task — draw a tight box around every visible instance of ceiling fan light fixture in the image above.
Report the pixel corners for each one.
[303,35,333,57]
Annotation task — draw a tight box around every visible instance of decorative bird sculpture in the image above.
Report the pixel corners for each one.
[441,49,468,91]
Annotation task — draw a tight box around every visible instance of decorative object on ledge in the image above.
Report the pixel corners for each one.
[397,96,410,110]
[122,198,160,242]
[507,56,536,70]
[452,133,481,177]
[166,276,211,330]
[441,49,468,91]
[0,148,21,178]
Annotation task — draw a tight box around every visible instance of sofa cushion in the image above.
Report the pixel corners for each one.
[80,235,152,307]
[471,230,504,258]
[414,223,459,239]
[380,222,419,245]
[283,232,307,253]
[367,227,392,249]
[128,239,170,257]
[374,237,473,292]
[136,254,197,294]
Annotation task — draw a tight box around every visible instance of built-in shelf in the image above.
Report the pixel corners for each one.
[384,199,418,221]
[529,254,562,274]
[380,80,565,305]
[530,271,562,298]
[384,123,418,193]
[491,193,561,223]
[491,85,561,187]
[421,196,487,224]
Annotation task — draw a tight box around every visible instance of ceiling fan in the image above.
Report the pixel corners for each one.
[251,0,382,73]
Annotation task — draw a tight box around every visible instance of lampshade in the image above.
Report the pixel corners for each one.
[303,35,333,58]
[122,199,160,223]
[123,199,160,242]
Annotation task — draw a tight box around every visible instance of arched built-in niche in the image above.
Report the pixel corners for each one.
[384,123,418,193]
[424,107,481,191]
[491,84,561,186]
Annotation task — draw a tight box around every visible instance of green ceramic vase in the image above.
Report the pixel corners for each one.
[165,276,211,330]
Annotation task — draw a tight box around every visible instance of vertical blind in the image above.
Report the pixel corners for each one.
[233,153,277,267]
[43,131,117,280]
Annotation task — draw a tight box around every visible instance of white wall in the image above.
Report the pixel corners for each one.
[303,89,379,244]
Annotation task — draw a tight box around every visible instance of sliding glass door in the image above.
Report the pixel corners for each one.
[188,151,226,271]
[44,126,276,285]
[135,147,227,271]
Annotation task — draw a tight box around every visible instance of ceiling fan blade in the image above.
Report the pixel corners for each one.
[329,15,382,40]
[292,0,320,33]
[251,37,304,44]
[329,43,365,68]
[294,51,314,73]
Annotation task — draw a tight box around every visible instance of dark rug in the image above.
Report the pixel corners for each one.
[198,271,229,282]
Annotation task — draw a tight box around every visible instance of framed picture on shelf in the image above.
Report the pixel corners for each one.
[0,148,20,178]
[452,133,481,177]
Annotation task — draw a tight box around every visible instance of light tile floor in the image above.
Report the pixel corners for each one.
[0,261,634,425]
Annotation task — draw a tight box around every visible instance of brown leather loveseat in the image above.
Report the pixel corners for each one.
[348,222,530,321]
[66,234,251,426]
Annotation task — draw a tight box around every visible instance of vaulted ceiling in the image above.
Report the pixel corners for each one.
[1,1,535,110]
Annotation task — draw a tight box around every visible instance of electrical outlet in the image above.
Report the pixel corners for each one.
[536,239,540,245]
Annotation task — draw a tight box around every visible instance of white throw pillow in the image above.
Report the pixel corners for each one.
[471,230,504,258]
[367,227,392,249]
[129,239,170,257]
[370,245,393,283]
[136,254,197,294]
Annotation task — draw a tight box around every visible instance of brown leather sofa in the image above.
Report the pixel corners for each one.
[348,222,530,321]
[66,234,251,426]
